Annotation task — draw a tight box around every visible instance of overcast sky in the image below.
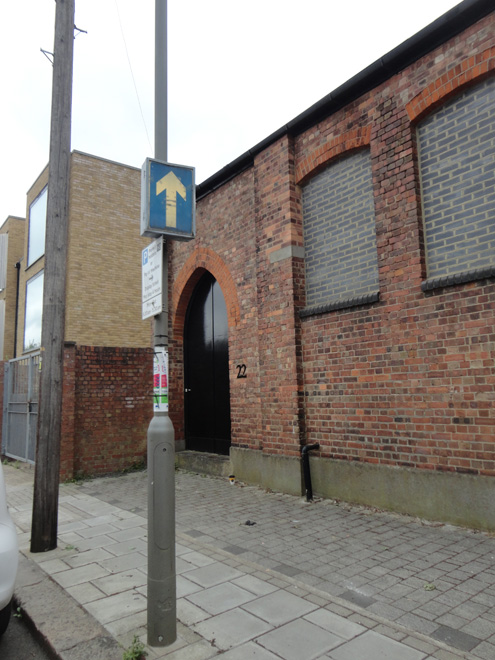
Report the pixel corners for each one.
[0,0,462,223]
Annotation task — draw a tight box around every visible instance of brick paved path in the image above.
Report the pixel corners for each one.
[75,469,495,660]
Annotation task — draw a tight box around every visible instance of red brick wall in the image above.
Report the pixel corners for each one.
[297,15,495,477]
[60,343,76,480]
[70,345,152,477]
[169,13,495,478]
[170,169,263,451]
[1,345,151,479]
[253,135,305,456]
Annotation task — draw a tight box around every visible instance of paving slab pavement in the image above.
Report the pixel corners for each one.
[4,461,495,660]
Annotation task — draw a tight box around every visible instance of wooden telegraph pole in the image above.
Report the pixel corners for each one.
[31,0,74,553]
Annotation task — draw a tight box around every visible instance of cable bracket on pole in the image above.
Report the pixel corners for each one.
[40,48,54,65]
[74,25,88,38]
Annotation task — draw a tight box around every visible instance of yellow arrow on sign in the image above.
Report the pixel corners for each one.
[156,171,187,228]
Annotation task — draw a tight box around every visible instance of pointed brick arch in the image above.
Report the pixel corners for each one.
[172,248,240,342]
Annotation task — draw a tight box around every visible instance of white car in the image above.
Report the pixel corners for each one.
[0,461,18,636]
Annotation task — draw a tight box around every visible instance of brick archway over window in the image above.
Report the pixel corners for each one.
[172,247,240,342]
[295,126,372,185]
[406,47,495,122]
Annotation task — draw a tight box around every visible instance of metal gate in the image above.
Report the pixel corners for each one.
[2,353,40,463]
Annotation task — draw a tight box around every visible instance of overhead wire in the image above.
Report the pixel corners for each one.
[114,0,153,154]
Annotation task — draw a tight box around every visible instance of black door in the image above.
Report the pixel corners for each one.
[184,272,231,455]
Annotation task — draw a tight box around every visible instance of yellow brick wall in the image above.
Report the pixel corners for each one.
[65,152,151,347]
[14,153,152,354]
[0,216,26,360]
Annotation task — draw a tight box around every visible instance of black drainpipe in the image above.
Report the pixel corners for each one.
[301,443,320,502]
[13,261,21,358]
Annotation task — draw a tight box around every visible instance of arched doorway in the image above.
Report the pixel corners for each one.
[184,272,231,455]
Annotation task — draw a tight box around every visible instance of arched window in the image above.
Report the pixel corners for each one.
[302,149,379,313]
[417,77,495,287]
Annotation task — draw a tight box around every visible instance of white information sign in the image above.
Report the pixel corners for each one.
[142,237,163,320]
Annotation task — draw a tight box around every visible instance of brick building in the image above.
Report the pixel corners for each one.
[1,151,152,478]
[168,0,495,529]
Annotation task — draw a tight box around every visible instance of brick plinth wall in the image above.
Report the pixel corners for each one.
[65,345,152,479]
[60,343,76,479]
[1,344,151,480]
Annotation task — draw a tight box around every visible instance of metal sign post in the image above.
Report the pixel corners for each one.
[146,0,175,647]
[145,0,195,647]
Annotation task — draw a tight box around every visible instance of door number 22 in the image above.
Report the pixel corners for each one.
[236,364,247,379]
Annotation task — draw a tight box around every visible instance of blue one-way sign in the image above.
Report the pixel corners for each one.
[141,158,195,240]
